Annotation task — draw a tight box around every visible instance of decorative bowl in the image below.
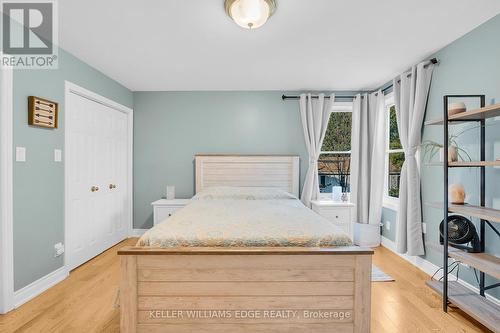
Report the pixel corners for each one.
[448,102,466,116]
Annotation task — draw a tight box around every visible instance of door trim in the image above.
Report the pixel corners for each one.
[64,81,133,271]
[0,58,14,313]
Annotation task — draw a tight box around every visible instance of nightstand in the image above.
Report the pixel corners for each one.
[151,199,190,225]
[310,200,355,238]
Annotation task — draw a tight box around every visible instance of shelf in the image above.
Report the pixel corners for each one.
[425,102,500,125]
[426,281,500,332]
[449,250,500,280]
[425,202,500,223]
[426,243,500,280]
[430,96,500,319]
[425,161,500,167]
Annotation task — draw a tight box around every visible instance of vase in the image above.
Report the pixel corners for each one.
[439,146,458,163]
[341,192,348,202]
[166,186,175,200]
[448,146,458,162]
[332,186,342,201]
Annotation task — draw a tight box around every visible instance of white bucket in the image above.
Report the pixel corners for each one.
[353,223,380,247]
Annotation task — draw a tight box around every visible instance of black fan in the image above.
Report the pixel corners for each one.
[439,215,481,253]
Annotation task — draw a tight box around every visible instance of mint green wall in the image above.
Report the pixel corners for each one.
[132,91,361,229]
[133,91,311,229]
[381,14,500,299]
[13,49,133,290]
[381,207,396,241]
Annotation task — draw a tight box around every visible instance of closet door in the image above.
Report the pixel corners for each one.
[100,102,129,247]
[66,93,100,270]
[66,91,129,271]
[112,109,129,243]
[95,102,114,252]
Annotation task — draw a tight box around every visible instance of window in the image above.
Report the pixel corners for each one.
[318,103,352,196]
[384,94,404,203]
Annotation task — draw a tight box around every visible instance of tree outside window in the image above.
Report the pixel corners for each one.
[387,105,404,198]
[318,112,351,194]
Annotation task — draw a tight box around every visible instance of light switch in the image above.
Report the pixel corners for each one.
[16,147,26,162]
[54,149,62,162]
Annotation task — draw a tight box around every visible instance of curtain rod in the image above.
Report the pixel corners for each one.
[383,57,438,93]
[281,95,357,100]
[282,58,438,101]
[282,94,360,101]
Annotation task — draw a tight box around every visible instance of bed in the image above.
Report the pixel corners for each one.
[118,155,373,333]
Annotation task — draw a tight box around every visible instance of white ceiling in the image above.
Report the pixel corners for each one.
[59,0,500,91]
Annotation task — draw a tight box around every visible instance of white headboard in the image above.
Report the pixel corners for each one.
[195,155,300,197]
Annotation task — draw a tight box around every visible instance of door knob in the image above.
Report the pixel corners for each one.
[91,186,99,192]
[109,184,117,189]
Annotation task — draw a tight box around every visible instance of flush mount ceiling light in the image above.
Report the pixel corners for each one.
[225,0,277,29]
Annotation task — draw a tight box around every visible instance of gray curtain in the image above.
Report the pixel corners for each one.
[394,62,435,256]
[299,93,334,207]
[350,91,386,225]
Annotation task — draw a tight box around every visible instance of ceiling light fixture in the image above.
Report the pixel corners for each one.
[224,0,277,29]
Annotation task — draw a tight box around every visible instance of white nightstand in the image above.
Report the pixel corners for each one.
[311,200,355,238]
[151,199,191,225]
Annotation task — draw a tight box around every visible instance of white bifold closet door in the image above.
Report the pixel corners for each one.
[66,91,129,271]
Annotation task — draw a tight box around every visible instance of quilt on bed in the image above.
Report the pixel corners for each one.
[138,187,352,248]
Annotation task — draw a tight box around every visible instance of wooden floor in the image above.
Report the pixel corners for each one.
[0,238,491,333]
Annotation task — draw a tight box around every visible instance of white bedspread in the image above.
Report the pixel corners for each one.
[138,188,352,248]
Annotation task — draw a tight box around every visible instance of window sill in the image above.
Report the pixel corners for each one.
[383,197,399,211]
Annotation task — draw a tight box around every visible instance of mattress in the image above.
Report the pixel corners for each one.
[138,187,352,248]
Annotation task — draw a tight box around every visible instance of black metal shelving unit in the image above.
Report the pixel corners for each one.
[443,94,485,311]
[424,95,500,332]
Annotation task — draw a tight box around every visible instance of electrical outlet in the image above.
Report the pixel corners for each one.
[385,221,391,231]
[54,149,62,162]
[54,243,64,257]
[422,223,427,234]
[16,147,26,162]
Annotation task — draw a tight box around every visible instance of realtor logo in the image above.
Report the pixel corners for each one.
[1,0,58,69]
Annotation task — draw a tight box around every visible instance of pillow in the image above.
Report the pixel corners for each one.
[193,186,297,200]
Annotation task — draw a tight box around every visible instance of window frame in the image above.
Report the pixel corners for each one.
[318,101,353,200]
[383,93,403,210]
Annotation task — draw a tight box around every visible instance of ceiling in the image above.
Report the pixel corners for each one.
[59,0,500,91]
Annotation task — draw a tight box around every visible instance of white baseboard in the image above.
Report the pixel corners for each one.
[14,266,68,308]
[381,236,500,307]
[130,229,148,237]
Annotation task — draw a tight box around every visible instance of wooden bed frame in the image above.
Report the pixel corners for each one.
[119,155,373,333]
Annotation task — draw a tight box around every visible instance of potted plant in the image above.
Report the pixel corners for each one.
[421,133,471,163]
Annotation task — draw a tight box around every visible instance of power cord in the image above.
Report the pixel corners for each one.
[473,268,480,286]
[430,260,461,282]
